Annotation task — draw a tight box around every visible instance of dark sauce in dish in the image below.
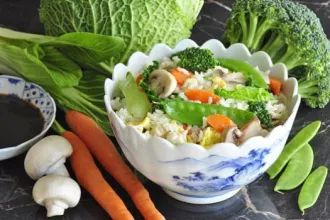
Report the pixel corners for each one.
[0,94,44,148]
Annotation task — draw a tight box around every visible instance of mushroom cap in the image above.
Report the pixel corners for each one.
[24,135,72,180]
[33,175,81,217]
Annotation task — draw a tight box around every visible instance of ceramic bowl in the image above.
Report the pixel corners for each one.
[0,75,56,160]
[104,39,301,204]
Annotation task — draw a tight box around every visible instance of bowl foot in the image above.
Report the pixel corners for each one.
[162,188,240,204]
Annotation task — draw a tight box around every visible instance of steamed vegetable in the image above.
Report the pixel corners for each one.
[170,68,192,86]
[39,0,204,72]
[171,47,217,72]
[269,78,282,95]
[161,99,255,126]
[207,114,233,133]
[184,89,220,104]
[121,72,151,120]
[215,86,274,102]
[248,101,272,128]
[139,61,162,103]
[66,110,165,220]
[222,0,330,107]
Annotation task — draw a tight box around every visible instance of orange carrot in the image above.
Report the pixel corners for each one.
[65,111,165,220]
[62,131,134,220]
[269,78,282,95]
[183,124,192,135]
[171,68,192,86]
[207,114,233,133]
[136,74,143,85]
[185,89,220,104]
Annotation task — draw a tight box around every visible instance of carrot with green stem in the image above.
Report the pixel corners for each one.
[52,121,134,220]
[65,111,165,220]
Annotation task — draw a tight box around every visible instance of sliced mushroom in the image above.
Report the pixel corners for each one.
[238,117,263,144]
[222,127,243,144]
[148,69,177,98]
[222,72,247,84]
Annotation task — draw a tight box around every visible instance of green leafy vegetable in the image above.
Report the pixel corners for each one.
[0,28,125,67]
[0,29,126,135]
[215,86,274,102]
[248,101,273,128]
[222,0,330,107]
[53,71,112,135]
[172,47,217,72]
[39,0,204,71]
[0,43,82,88]
[139,61,162,103]
[121,72,151,120]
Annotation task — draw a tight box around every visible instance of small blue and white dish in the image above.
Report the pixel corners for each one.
[0,75,56,160]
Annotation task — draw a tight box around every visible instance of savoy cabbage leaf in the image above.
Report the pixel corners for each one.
[39,0,204,71]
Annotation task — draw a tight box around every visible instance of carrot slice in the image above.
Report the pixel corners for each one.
[170,68,192,86]
[183,124,192,135]
[184,89,220,104]
[66,111,165,220]
[207,114,233,133]
[63,131,134,220]
[136,74,143,85]
[269,78,282,95]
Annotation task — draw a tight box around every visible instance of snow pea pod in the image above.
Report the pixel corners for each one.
[267,121,321,179]
[217,58,268,89]
[298,166,328,214]
[274,144,314,192]
[161,99,255,126]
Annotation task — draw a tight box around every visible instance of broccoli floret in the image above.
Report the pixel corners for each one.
[172,47,216,72]
[222,0,330,108]
[248,101,273,128]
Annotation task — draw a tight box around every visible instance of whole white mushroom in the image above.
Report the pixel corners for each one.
[24,135,73,180]
[33,175,81,217]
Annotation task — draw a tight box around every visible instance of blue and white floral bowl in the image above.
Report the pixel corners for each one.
[0,75,56,160]
[104,39,301,204]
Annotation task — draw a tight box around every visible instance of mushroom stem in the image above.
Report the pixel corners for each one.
[46,164,69,177]
[45,200,65,217]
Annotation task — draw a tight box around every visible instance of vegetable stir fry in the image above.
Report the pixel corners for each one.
[111,48,289,147]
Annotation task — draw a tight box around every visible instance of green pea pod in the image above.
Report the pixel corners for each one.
[267,121,321,179]
[121,72,151,120]
[161,99,255,126]
[274,144,314,192]
[217,58,268,89]
[298,166,328,215]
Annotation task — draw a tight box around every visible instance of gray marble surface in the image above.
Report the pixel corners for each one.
[1,0,330,219]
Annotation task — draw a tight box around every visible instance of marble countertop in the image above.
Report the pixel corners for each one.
[1,0,330,219]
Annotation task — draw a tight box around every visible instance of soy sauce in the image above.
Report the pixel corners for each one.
[0,94,44,148]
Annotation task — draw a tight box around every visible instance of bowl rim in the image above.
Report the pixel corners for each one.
[0,75,56,152]
[104,39,301,153]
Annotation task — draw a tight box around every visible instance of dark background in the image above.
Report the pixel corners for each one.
[1,0,330,219]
